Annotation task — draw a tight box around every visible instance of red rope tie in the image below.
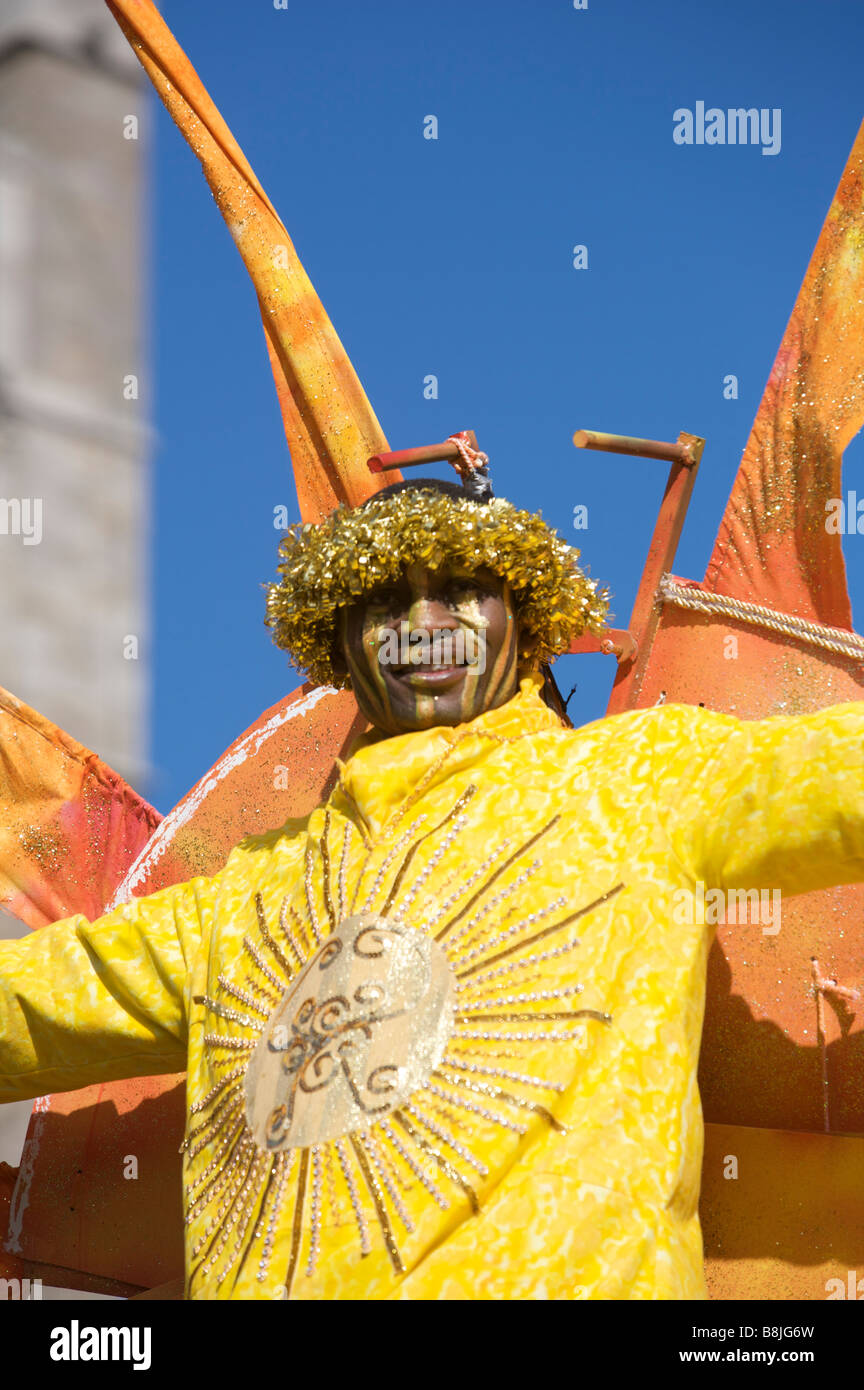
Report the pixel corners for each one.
[446,432,490,482]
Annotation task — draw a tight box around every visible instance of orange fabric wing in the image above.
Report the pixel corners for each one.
[0,685,160,931]
[704,120,864,625]
[106,0,396,523]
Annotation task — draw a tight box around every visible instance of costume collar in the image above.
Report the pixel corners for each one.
[332,674,562,839]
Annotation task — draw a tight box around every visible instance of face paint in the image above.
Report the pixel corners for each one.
[339,564,520,735]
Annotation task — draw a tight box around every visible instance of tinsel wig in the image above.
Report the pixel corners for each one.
[265,483,609,688]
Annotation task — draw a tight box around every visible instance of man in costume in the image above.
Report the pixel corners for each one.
[2,0,864,1305]
[3,453,864,1301]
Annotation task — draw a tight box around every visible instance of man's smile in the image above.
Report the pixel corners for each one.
[389,660,473,691]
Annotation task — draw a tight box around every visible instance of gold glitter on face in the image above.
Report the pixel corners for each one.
[339,564,520,735]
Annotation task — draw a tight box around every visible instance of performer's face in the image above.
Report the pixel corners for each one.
[338,563,521,734]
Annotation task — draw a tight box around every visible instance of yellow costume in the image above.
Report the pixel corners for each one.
[1,675,863,1300]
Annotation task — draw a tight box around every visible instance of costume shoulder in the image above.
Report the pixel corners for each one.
[221,814,315,873]
[561,699,743,756]
[638,696,864,760]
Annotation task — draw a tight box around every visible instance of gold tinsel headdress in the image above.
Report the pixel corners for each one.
[265,482,609,688]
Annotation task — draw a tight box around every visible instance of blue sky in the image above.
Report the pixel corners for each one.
[146,0,864,812]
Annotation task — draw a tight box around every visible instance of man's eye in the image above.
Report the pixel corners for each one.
[369,587,401,608]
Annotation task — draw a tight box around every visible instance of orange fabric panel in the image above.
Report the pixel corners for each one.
[704,121,864,625]
[0,685,160,931]
[106,0,397,523]
[702,1123,864,1300]
[116,685,365,899]
[7,1079,185,1289]
[0,1162,28,1285]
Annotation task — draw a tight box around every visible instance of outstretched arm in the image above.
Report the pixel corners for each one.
[650,701,864,894]
[0,873,213,1102]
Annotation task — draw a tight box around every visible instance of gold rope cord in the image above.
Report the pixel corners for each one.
[659,574,864,663]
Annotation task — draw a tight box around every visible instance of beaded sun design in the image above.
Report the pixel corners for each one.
[187,778,623,1294]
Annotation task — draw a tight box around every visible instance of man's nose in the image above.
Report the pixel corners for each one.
[406,593,459,631]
